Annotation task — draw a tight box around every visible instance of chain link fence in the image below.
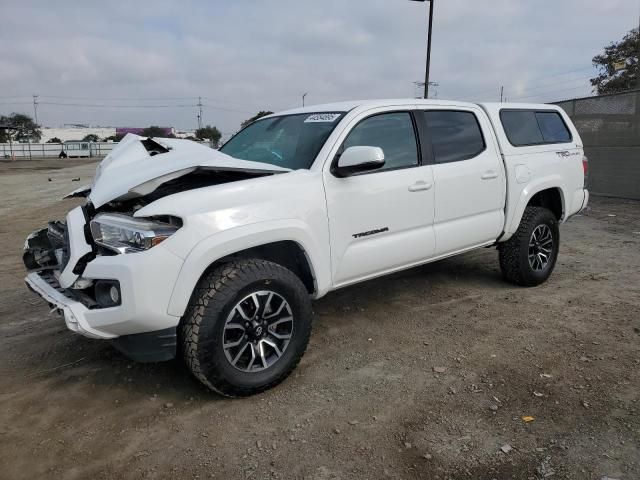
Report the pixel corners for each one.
[0,142,116,159]
[0,139,216,160]
[555,89,640,200]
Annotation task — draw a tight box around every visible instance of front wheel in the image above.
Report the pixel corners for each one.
[498,206,559,286]
[180,259,312,397]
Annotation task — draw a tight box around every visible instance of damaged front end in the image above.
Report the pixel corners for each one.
[23,222,68,272]
[23,133,289,359]
[24,205,99,318]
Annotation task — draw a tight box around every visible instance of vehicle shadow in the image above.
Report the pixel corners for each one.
[7,249,505,402]
[314,248,506,313]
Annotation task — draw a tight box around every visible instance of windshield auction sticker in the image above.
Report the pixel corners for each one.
[304,113,341,123]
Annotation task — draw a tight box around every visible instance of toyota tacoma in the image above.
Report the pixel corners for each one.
[23,99,589,396]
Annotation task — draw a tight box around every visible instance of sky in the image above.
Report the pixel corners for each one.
[1,0,638,135]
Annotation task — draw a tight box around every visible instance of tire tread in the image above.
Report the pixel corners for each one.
[498,206,558,287]
[180,259,312,397]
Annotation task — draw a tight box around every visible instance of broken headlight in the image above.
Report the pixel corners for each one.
[89,214,180,254]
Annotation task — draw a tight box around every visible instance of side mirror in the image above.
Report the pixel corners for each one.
[332,146,385,177]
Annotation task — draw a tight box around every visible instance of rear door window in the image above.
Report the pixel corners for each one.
[423,111,485,163]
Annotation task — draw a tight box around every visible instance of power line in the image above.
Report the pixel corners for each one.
[201,96,265,108]
[497,75,594,101]
[3,93,266,110]
[38,101,199,108]
[464,65,594,99]
[2,99,255,117]
[22,100,255,114]
[0,102,33,106]
[524,65,594,83]
[510,84,593,101]
[201,104,254,114]
[510,74,593,95]
[38,94,258,108]
[39,94,200,101]
[0,95,32,100]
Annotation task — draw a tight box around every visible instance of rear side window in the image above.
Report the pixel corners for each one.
[536,112,572,143]
[500,110,572,146]
[423,111,485,163]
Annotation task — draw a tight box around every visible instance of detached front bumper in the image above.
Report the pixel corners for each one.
[25,264,179,362]
[25,270,105,338]
[24,206,186,362]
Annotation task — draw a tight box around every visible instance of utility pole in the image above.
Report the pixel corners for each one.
[424,0,434,99]
[32,95,39,125]
[409,0,435,99]
[500,86,504,103]
[197,96,203,130]
[637,13,640,89]
[302,92,308,107]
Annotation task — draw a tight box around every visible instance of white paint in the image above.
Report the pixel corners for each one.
[89,133,290,208]
[336,145,384,169]
[58,206,93,289]
[26,99,588,341]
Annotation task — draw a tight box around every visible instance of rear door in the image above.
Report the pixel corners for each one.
[416,107,505,255]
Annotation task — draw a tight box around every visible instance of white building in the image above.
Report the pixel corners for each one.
[39,126,196,143]
[40,126,116,143]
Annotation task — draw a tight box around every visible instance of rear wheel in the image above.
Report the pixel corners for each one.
[498,206,559,286]
[181,259,312,397]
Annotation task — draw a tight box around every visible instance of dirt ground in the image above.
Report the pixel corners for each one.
[0,159,639,480]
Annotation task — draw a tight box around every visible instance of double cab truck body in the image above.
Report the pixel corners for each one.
[24,99,588,396]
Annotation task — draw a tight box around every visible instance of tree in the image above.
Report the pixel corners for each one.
[46,137,62,143]
[591,27,639,95]
[82,134,99,142]
[142,126,169,137]
[0,113,41,142]
[195,125,222,145]
[240,111,273,129]
[103,133,125,142]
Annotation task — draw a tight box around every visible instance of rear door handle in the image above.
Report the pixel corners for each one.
[408,181,433,192]
[481,170,499,180]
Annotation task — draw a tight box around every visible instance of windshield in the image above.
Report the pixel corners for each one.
[220,112,345,169]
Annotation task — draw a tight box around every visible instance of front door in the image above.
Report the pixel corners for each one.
[323,110,436,287]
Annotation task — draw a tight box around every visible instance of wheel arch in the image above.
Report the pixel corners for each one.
[527,188,563,221]
[503,179,568,241]
[212,240,316,293]
[166,221,329,317]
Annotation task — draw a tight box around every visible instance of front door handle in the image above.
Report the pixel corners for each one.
[481,170,499,180]
[408,181,433,192]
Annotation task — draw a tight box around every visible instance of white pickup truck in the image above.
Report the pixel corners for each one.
[24,99,588,396]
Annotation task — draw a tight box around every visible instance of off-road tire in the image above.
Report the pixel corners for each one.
[180,259,312,397]
[498,206,559,287]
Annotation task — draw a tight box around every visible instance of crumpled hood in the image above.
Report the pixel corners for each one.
[88,133,290,208]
